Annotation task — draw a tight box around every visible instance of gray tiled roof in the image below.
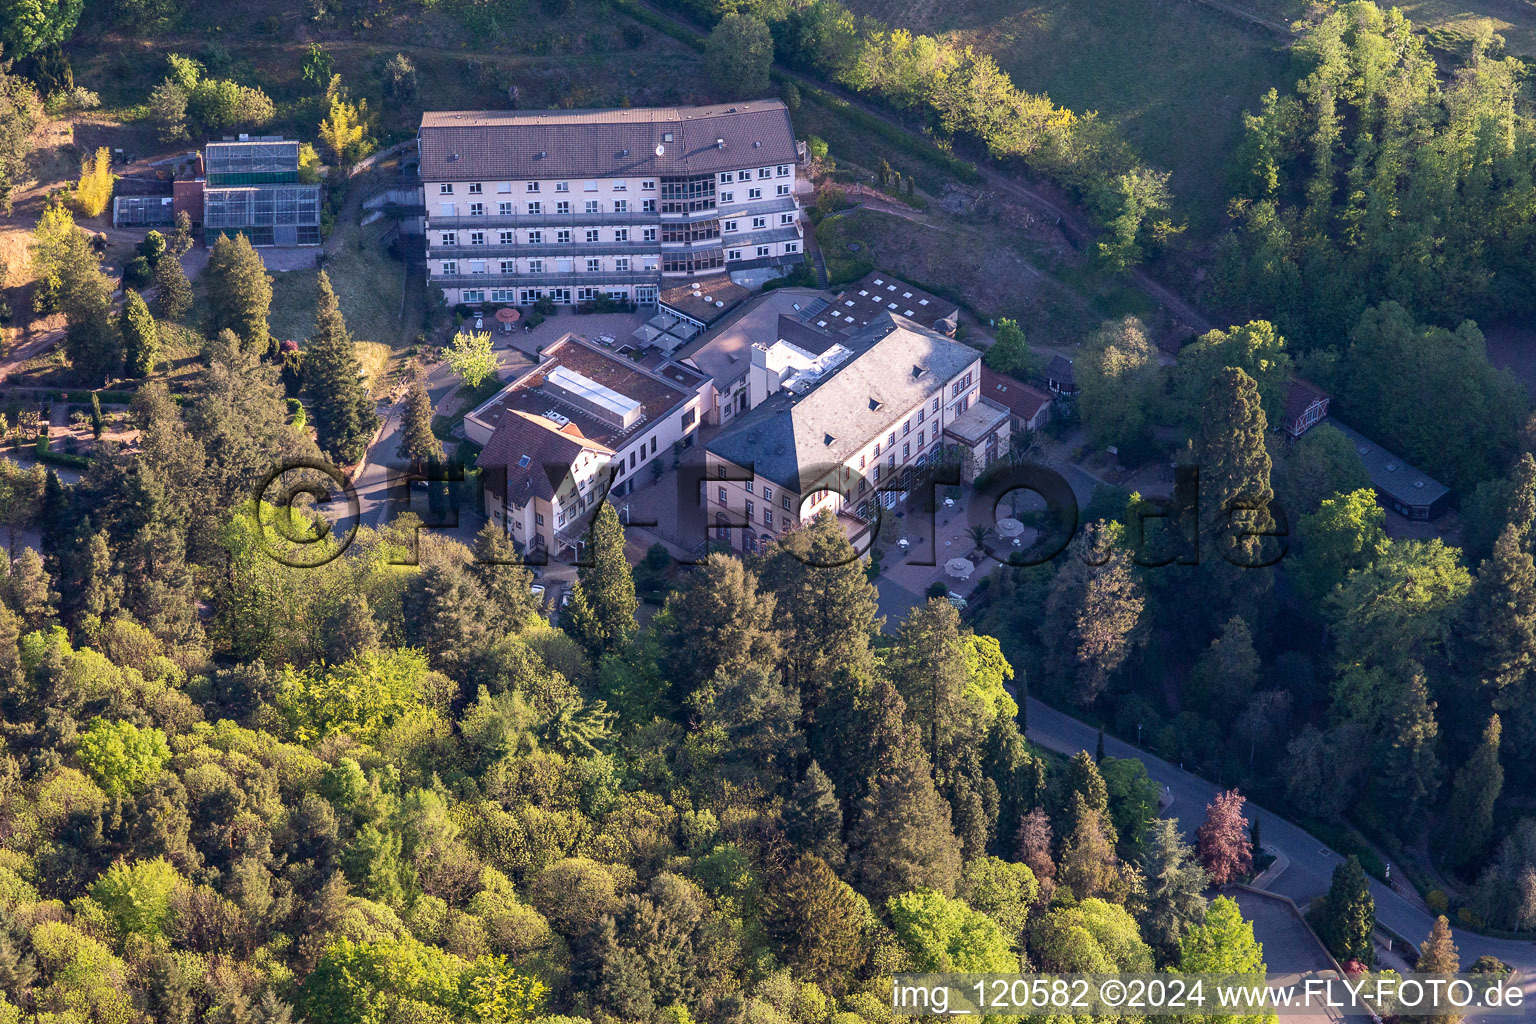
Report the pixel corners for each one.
[1329,421,1449,511]
[479,410,612,508]
[707,314,980,492]
[419,101,797,181]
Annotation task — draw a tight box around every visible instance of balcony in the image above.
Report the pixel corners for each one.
[433,270,662,288]
[429,241,658,259]
[429,210,657,229]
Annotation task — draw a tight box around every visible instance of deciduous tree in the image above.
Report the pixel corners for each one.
[1196,788,1252,885]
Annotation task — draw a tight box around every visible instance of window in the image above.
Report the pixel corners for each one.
[785,241,799,254]
[468,183,483,194]
[470,203,484,216]
[718,487,727,505]
[582,181,597,192]
[651,437,657,454]
[642,227,657,242]
[758,167,771,179]
[586,229,599,242]
[556,181,569,192]
[613,180,626,191]
[903,442,910,459]
[918,409,925,424]
[888,454,895,469]
[642,180,655,191]
[745,500,755,519]
[719,173,733,184]
[536,513,545,525]
[776,164,789,176]
[441,231,457,246]
[577,286,596,301]
[745,481,754,494]
[764,510,773,528]
[439,183,453,194]
[642,199,656,213]
[682,409,697,428]
[762,486,773,502]
[756,245,769,257]
[586,258,601,272]
[780,213,796,225]
[727,249,742,261]
[470,260,486,274]
[527,202,542,214]
[556,201,571,214]
[441,260,458,274]
[556,229,572,243]
[918,430,925,446]
[717,466,727,479]
[499,202,514,215]
[528,230,543,243]
[777,184,791,196]
[529,259,544,272]
[752,216,766,229]
[738,171,752,182]
[748,187,762,200]
[723,219,738,232]
[585,200,600,214]
[499,231,514,245]
[614,199,628,213]
[439,203,456,217]
[500,260,515,274]
[614,228,629,242]
[470,231,485,245]
[464,289,484,302]
[526,182,540,192]
[720,191,734,204]
[888,432,896,447]
[497,182,511,193]
[903,420,910,436]
[933,397,940,413]
[615,257,630,271]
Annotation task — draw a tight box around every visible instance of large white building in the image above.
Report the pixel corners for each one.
[417,102,807,308]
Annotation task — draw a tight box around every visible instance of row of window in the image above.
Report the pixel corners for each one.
[439,256,655,275]
[437,185,791,219]
[440,179,657,196]
[462,285,660,306]
[717,166,792,182]
[438,226,658,246]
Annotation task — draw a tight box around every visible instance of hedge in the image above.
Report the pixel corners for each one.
[608,0,705,52]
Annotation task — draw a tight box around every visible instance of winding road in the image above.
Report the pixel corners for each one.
[1023,697,1536,981]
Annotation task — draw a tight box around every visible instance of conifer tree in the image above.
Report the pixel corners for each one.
[1194,365,1275,616]
[1140,818,1210,959]
[846,722,962,902]
[1058,793,1122,900]
[890,597,971,766]
[153,250,193,320]
[469,520,537,626]
[323,594,380,666]
[1414,916,1460,1024]
[395,364,442,466]
[762,854,867,986]
[1041,523,1145,707]
[1458,525,1536,698]
[563,502,638,659]
[302,271,377,464]
[657,553,781,707]
[1442,715,1503,871]
[119,289,159,379]
[784,760,845,869]
[1317,856,1375,966]
[759,509,880,714]
[204,233,272,355]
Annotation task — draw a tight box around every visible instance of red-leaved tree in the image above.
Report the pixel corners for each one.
[1196,788,1253,885]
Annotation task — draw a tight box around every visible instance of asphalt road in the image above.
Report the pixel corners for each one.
[1023,697,1536,978]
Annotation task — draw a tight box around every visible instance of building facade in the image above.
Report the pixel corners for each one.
[704,314,1007,555]
[417,102,806,308]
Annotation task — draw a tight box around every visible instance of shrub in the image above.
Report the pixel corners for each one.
[926,581,949,599]
[1426,889,1449,914]
[123,256,153,289]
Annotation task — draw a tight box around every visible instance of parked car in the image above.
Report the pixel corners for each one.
[946,593,968,611]
[530,584,546,602]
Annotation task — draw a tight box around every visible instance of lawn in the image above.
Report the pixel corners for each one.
[815,207,1156,348]
[842,0,1298,235]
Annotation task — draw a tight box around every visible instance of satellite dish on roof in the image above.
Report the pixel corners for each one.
[655,144,665,156]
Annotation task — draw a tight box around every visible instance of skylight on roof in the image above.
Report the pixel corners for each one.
[903,291,913,298]
[873,278,884,285]
[844,300,855,306]
[919,299,930,305]
[518,455,531,467]
[824,433,835,446]
[858,290,869,296]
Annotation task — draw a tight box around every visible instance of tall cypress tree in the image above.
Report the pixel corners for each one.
[119,289,159,379]
[395,363,442,466]
[657,552,781,708]
[563,502,638,659]
[204,233,272,355]
[1442,715,1503,872]
[152,248,193,320]
[302,271,378,465]
[1458,524,1536,697]
[1194,365,1275,621]
[846,721,962,902]
[889,597,971,766]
